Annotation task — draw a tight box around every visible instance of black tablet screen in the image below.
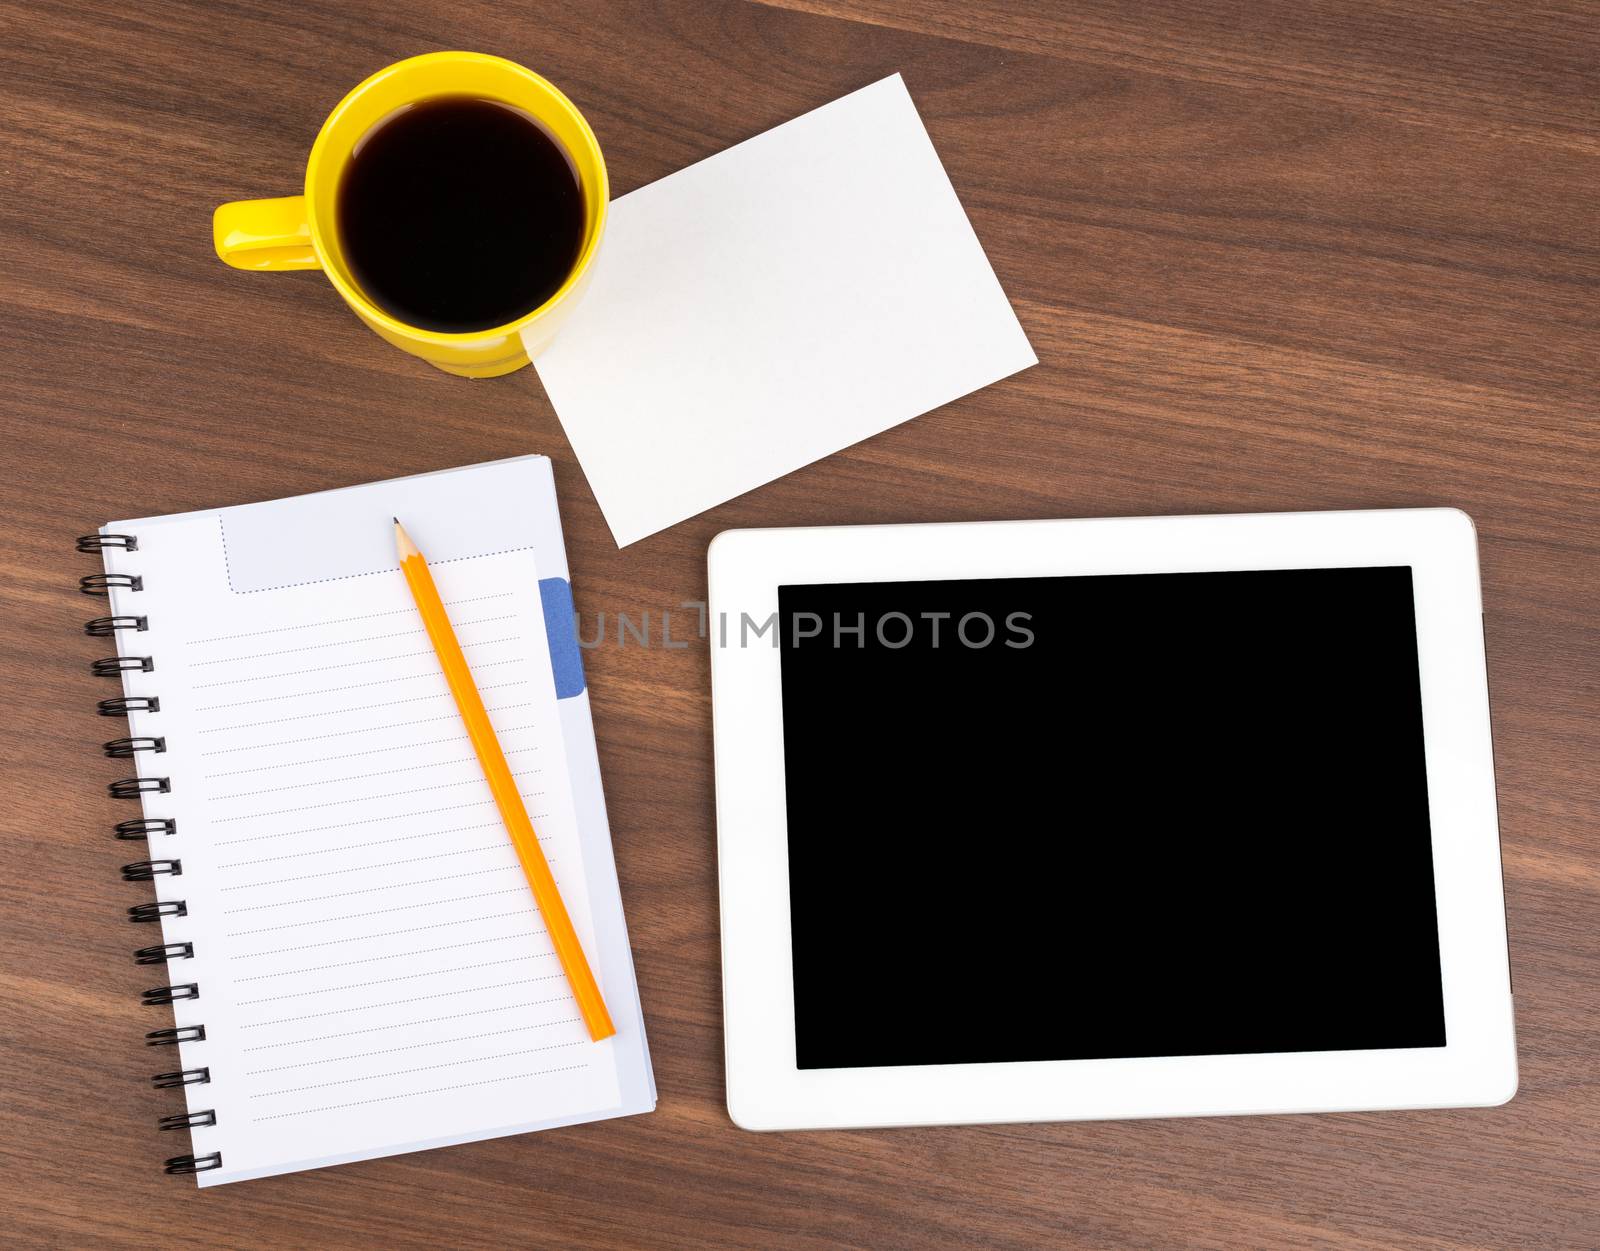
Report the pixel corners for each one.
[776,567,1445,1069]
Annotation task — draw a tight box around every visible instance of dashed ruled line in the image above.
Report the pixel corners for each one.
[194,659,520,712]
[205,726,539,777]
[193,685,528,735]
[198,703,536,755]
[210,749,539,801]
[251,1065,588,1120]
[249,1042,586,1097]
[190,615,516,666]
[186,593,513,645]
[210,770,542,823]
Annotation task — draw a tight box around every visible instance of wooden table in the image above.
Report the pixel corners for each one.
[4,2,1596,1246]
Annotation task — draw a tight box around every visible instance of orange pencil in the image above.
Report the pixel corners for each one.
[395,519,615,1042]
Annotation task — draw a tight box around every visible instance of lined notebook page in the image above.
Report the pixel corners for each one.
[105,461,649,1185]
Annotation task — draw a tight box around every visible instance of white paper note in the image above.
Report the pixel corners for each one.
[534,74,1037,546]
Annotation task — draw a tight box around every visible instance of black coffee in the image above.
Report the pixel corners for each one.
[338,96,584,333]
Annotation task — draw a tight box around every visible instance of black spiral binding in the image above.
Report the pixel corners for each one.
[100,695,160,715]
[117,817,176,841]
[77,534,137,552]
[93,656,154,675]
[129,898,187,922]
[122,860,182,881]
[160,1110,217,1131]
[80,572,143,595]
[141,983,200,1006]
[164,1153,222,1176]
[79,533,219,1178]
[85,615,146,636]
[146,1025,205,1046]
[109,776,170,797]
[105,736,167,758]
[135,942,194,965]
[152,1069,211,1091]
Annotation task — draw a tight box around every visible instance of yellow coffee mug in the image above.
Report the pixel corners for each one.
[213,52,607,378]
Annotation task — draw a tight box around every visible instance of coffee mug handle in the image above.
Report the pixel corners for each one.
[212,196,320,271]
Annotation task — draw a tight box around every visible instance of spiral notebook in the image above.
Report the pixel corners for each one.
[79,455,654,1186]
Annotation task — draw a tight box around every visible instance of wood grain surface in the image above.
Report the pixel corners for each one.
[3,1,1597,1247]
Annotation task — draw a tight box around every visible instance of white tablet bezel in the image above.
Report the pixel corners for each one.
[708,508,1515,1130]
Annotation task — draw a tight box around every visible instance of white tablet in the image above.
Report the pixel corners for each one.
[707,508,1515,1130]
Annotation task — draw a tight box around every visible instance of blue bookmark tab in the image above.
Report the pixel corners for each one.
[538,576,587,699]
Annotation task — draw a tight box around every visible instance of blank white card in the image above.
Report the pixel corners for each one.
[534,74,1037,546]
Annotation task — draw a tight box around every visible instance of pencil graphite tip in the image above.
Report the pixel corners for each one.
[393,518,421,562]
